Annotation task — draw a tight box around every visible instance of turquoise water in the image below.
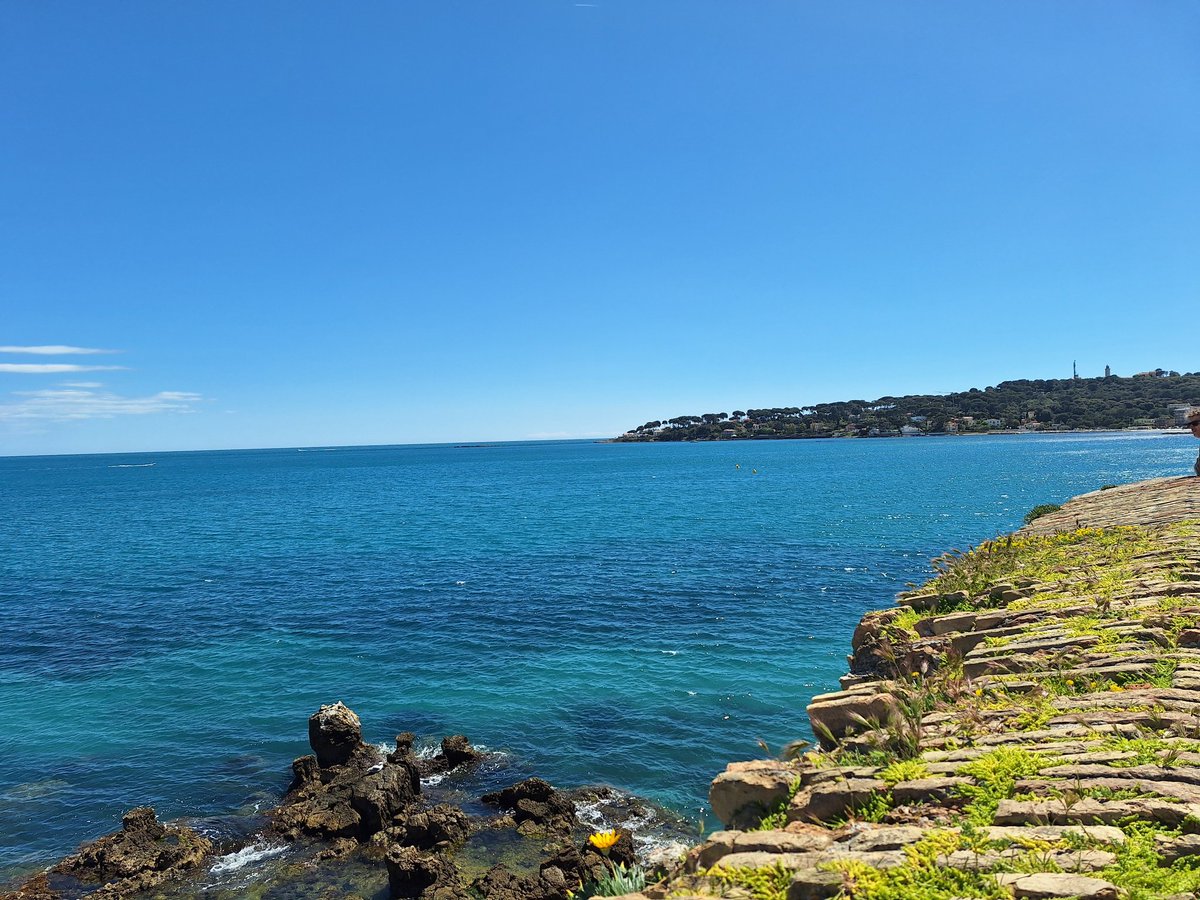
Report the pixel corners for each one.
[1,431,1195,875]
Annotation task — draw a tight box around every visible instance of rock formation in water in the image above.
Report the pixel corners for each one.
[270,701,423,846]
[2,807,211,900]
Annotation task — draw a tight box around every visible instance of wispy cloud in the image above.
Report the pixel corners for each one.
[0,345,118,355]
[0,388,203,421]
[61,381,104,388]
[0,364,126,374]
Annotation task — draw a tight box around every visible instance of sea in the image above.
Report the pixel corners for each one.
[1,431,1196,881]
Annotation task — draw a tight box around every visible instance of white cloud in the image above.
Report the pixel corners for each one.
[0,364,126,374]
[0,388,203,421]
[0,345,118,355]
[61,381,104,388]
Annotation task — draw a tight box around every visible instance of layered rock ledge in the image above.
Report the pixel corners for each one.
[633,476,1200,900]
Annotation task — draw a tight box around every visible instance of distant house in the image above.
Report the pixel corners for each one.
[721,428,737,436]
[1171,406,1194,426]
[985,418,1003,427]
[900,425,922,436]
[909,415,927,423]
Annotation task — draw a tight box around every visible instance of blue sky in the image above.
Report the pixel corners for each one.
[2,1,1197,454]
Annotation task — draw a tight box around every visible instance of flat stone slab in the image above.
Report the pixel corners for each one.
[1019,476,1200,534]
[994,871,1121,899]
[985,825,1126,845]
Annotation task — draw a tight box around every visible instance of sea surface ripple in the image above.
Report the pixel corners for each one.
[0,432,1195,875]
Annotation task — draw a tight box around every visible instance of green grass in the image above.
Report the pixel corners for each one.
[704,861,793,900]
[956,747,1053,826]
[1099,821,1200,900]
[879,759,930,786]
[823,832,1008,900]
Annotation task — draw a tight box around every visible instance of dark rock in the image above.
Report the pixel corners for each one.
[11,807,213,898]
[376,804,472,850]
[272,706,422,842]
[309,701,364,768]
[481,778,577,835]
[386,845,462,899]
[441,735,481,768]
[417,735,484,777]
[471,864,563,900]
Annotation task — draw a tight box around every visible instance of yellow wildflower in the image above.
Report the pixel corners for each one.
[1109,683,1123,692]
[589,829,618,851]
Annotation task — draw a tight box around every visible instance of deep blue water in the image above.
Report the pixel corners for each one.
[1,431,1196,875]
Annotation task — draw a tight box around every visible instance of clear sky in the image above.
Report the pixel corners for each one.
[2,1,1197,455]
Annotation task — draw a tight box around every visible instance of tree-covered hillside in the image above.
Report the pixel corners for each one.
[617,372,1200,441]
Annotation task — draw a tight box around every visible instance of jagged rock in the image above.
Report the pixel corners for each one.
[471,863,563,900]
[481,778,576,835]
[272,705,421,842]
[386,844,463,899]
[10,807,213,898]
[418,735,484,777]
[994,872,1121,899]
[709,760,796,828]
[309,701,364,768]
[373,803,472,850]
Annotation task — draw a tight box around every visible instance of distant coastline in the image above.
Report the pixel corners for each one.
[615,373,1200,442]
[606,426,1189,444]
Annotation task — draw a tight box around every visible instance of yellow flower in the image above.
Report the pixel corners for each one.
[588,829,618,851]
[1109,683,1123,692]
[1066,679,1075,686]
[911,672,921,679]
[974,688,983,696]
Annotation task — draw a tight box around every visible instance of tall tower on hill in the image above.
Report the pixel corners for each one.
[1073,360,1078,380]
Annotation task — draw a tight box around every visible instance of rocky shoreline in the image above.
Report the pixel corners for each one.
[628,475,1200,899]
[2,703,688,900]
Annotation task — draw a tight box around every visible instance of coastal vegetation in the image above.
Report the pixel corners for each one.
[674,478,1200,900]
[617,372,1200,440]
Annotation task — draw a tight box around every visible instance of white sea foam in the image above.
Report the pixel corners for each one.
[659,650,679,656]
[108,463,155,468]
[421,773,446,786]
[210,842,286,874]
